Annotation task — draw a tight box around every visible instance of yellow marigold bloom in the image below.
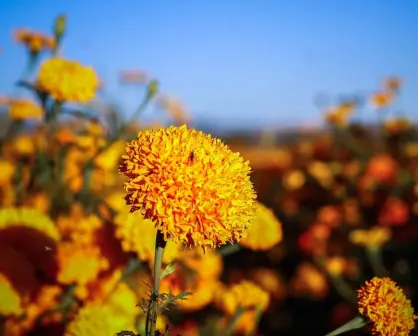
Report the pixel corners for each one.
[64,304,134,336]
[0,273,22,316]
[13,28,55,53]
[57,242,109,286]
[290,263,328,300]
[217,280,270,316]
[282,169,305,191]
[37,58,99,103]
[8,99,44,120]
[308,161,334,188]
[114,210,181,265]
[0,207,59,241]
[349,227,391,250]
[0,160,15,185]
[249,268,286,301]
[12,135,36,156]
[178,247,223,280]
[119,125,257,249]
[240,202,283,251]
[357,277,417,335]
[324,102,355,126]
[370,91,394,109]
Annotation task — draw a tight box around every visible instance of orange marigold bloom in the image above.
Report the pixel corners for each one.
[240,201,283,251]
[370,91,394,109]
[37,58,99,103]
[119,125,257,249]
[384,76,402,92]
[249,268,286,301]
[13,28,55,53]
[8,99,44,120]
[357,277,417,335]
[178,247,223,280]
[216,280,270,316]
[365,154,398,185]
[324,102,355,127]
[379,198,409,227]
[290,263,328,300]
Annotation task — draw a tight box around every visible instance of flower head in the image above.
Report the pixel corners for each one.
[9,99,44,120]
[119,125,257,249]
[13,28,55,53]
[240,201,282,251]
[357,277,417,335]
[37,58,99,103]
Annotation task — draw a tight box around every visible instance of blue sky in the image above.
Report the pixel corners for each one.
[1,0,417,130]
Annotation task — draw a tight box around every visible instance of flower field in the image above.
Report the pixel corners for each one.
[0,15,417,336]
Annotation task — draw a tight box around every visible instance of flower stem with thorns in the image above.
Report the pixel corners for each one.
[145,230,166,336]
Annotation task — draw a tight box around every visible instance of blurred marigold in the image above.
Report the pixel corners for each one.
[290,263,328,300]
[0,273,22,316]
[383,117,412,136]
[37,58,99,103]
[216,280,270,316]
[370,91,393,109]
[282,169,305,191]
[249,268,286,301]
[13,28,55,53]
[349,227,391,250]
[357,277,417,335]
[324,102,355,126]
[178,247,223,280]
[8,99,44,120]
[365,154,398,185]
[0,207,59,241]
[64,304,134,336]
[119,125,257,249]
[379,198,409,227]
[113,209,181,265]
[240,201,282,251]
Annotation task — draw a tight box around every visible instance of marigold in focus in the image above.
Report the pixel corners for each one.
[13,28,55,53]
[357,277,417,335]
[8,99,44,120]
[240,201,282,251]
[37,58,99,103]
[119,125,257,249]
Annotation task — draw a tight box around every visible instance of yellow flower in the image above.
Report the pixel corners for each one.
[0,160,15,185]
[0,207,59,241]
[249,268,286,301]
[307,161,334,188]
[8,99,44,120]
[240,202,283,251]
[119,125,257,249]
[12,135,36,156]
[0,273,22,316]
[282,169,305,190]
[114,209,181,265]
[370,91,394,109]
[64,304,134,336]
[217,280,270,316]
[13,28,55,53]
[178,247,223,280]
[357,277,417,335]
[37,58,99,103]
[324,102,355,126]
[349,227,391,250]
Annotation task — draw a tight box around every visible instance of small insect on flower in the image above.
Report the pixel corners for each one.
[188,150,195,164]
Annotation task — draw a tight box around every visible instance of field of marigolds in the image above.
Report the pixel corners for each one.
[0,14,418,336]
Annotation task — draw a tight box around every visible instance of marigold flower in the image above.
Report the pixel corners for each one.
[113,210,181,265]
[8,99,44,120]
[349,227,391,250]
[119,125,257,249]
[64,304,134,336]
[13,28,55,53]
[324,102,355,126]
[365,154,398,185]
[216,280,270,316]
[0,273,22,316]
[0,160,15,185]
[370,91,394,109]
[249,268,286,301]
[37,58,99,103]
[379,198,409,227]
[290,263,328,300]
[240,202,282,251]
[178,247,223,280]
[282,169,305,190]
[357,277,417,335]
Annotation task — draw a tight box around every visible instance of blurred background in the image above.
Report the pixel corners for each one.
[0,1,417,336]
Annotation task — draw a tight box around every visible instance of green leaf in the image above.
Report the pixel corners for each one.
[160,262,176,280]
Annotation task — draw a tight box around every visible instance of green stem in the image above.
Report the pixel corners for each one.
[145,230,166,336]
[325,316,366,336]
[366,247,388,277]
[225,307,246,336]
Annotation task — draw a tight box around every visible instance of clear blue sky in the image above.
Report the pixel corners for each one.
[1,0,417,130]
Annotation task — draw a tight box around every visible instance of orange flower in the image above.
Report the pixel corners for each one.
[317,205,342,227]
[324,102,355,126]
[282,169,305,190]
[370,91,393,109]
[290,263,328,300]
[119,125,257,249]
[379,198,409,227]
[37,58,99,103]
[324,256,358,278]
[249,268,286,301]
[240,201,283,251]
[384,76,402,93]
[357,277,417,335]
[8,99,44,120]
[13,28,55,53]
[365,154,398,185]
[298,222,331,257]
[178,247,223,280]
[349,227,391,250]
